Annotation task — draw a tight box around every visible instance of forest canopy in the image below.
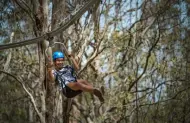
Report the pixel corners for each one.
[0,0,190,123]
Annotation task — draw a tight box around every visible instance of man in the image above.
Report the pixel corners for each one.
[47,51,104,102]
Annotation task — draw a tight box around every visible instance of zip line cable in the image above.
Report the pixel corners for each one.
[0,0,101,51]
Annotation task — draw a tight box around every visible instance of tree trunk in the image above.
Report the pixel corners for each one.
[46,0,68,122]
[31,0,49,122]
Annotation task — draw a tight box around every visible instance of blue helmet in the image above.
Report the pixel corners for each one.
[53,51,64,61]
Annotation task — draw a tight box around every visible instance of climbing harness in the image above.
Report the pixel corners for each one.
[55,69,82,98]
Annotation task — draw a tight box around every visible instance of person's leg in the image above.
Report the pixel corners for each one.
[67,82,93,92]
[77,79,92,86]
[77,79,104,102]
[67,81,104,102]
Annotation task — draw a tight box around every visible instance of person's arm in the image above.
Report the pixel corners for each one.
[47,62,55,82]
[69,54,80,71]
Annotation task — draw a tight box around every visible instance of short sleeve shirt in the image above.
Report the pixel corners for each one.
[52,65,77,88]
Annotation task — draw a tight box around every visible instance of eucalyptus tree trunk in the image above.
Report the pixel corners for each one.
[31,0,49,122]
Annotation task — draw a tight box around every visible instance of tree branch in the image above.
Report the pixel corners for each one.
[128,25,160,91]
[78,46,106,74]
[0,32,14,81]
[0,70,45,123]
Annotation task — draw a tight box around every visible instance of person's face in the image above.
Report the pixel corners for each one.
[54,58,64,69]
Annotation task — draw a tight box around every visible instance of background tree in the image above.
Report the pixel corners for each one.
[1,0,190,123]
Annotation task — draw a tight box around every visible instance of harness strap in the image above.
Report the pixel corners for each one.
[55,71,67,94]
[55,70,82,98]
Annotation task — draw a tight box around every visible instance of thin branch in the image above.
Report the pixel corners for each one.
[0,32,14,81]
[0,0,101,51]
[14,0,36,25]
[128,24,160,91]
[78,46,106,74]
[1,95,29,104]
[0,70,45,123]
[138,86,190,107]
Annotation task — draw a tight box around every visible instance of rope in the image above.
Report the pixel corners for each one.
[0,0,101,51]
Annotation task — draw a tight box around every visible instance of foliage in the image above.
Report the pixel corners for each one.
[1,0,190,123]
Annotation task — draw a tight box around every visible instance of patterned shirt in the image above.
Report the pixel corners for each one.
[52,65,77,89]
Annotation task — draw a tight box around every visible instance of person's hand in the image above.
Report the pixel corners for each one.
[68,52,74,58]
[46,56,53,68]
[47,61,53,68]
